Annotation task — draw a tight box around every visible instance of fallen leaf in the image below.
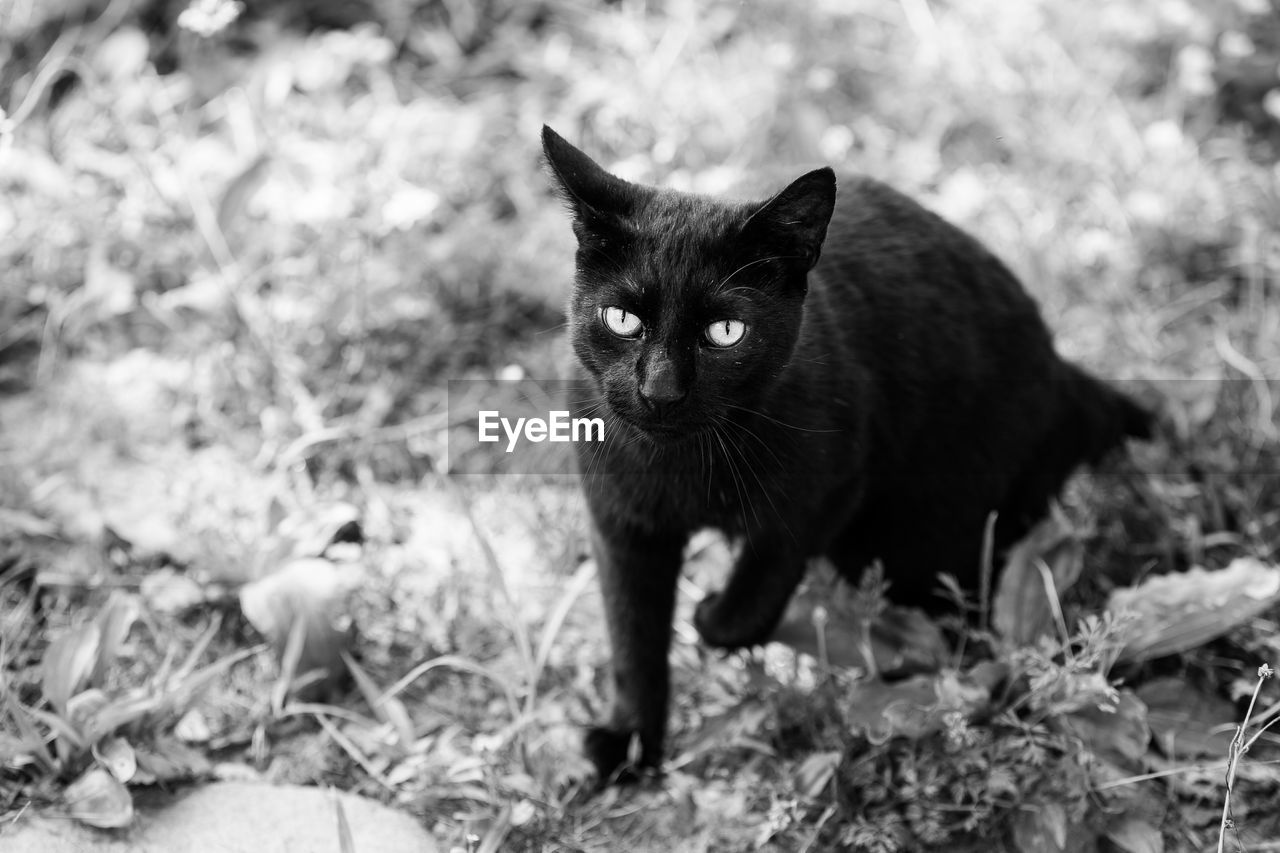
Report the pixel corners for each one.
[94,736,137,783]
[1108,558,1280,662]
[65,688,109,737]
[1137,678,1236,760]
[509,798,536,827]
[142,569,206,616]
[845,666,995,743]
[0,732,36,764]
[92,593,140,683]
[676,697,773,764]
[80,241,138,322]
[175,708,212,744]
[91,27,150,81]
[1106,818,1164,853]
[63,766,134,828]
[132,736,213,784]
[240,558,358,700]
[42,624,101,717]
[1010,802,1096,853]
[216,155,272,235]
[0,507,58,537]
[1057,690,1150,766]
[771,559,947,675]
[793,750,842,798]
[994,509,1083,647]
[1159,375,1220,439]
[274,502,363,559]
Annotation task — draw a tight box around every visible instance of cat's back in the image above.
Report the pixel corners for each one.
[823,174,1029,302]
[805,172,1057,379]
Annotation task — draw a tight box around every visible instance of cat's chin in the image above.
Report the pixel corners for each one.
[622,419,700,444]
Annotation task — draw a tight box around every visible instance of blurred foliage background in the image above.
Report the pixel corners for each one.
[3,0,1280,849]
[3,0,1280,463]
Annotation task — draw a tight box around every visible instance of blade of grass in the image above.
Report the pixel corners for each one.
[277,702,380,729]
[333,789,356,853]
[314,713,396,792]
[342,651,414,749]
[381,657,520,724]
[1,696,56,773]
[526,558,596,715]
[443,477,534,675]
[476,803,512,853]
[273,617,308,716]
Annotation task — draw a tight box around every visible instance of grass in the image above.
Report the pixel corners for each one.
[2,0,1280,849]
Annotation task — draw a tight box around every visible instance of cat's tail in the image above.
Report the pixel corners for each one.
[1059,362,1154,464]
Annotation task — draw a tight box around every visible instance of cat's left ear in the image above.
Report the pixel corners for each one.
[740,168,837,270]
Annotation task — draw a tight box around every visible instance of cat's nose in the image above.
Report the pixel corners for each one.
[639,363,687,415]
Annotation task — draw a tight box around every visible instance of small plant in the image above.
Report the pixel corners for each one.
[0,593,258,827]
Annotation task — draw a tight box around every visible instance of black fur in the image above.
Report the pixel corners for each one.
[541,126,1151,783]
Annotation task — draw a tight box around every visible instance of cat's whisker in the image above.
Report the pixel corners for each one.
[713,255,791,292]
[718,415,787,479]
[709,420,761,535]
[717,416,797,545]
[722,402,841,434]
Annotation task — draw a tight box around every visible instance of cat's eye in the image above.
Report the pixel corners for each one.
[601,306,643,338]
[704,319,746,348]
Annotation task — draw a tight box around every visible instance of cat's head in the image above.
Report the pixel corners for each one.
[542,126,836,441]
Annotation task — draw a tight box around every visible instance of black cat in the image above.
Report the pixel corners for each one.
[541,126,1151,783]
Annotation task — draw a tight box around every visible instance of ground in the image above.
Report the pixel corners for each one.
[3,0,1280,850]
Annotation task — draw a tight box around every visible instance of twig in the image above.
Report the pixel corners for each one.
[1217,663,1275,853]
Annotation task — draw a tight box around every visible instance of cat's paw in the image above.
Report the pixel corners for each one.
[584,726,646,786]
[694,592,773,649]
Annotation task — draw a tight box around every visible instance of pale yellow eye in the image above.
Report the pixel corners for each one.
[601,306,642,338]
[705,319,746,347]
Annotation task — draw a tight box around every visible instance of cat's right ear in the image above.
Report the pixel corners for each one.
[542,126,642,223]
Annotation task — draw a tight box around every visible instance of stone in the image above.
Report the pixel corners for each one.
[0,781,441,853]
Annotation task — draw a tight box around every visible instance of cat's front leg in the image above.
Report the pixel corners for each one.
[585,519,685,783]
[694,533,805,649]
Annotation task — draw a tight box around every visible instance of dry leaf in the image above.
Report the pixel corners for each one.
[1109,558,1280,662]
[63,766,134,829]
